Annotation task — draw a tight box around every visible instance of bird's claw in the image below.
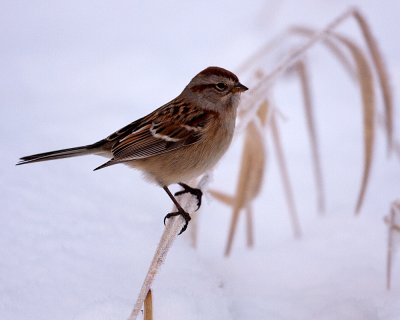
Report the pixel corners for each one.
[163,210,191,235]
[174,183,203,211]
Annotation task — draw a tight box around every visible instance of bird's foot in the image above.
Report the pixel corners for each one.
[174,183,203,211]
[163,209,191,235]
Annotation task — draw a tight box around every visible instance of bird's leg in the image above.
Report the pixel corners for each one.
[163,186,191,235]
[174,182,203,211]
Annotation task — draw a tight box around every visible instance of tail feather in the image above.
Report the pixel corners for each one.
[93,159,116,171]
[17,144,100,165]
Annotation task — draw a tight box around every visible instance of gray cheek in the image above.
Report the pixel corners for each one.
[229,94,240,108]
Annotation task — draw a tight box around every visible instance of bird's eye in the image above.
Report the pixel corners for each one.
[215,82,227,91]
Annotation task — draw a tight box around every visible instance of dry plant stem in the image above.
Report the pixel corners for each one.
[291,21,393,155]
[128,216,182,320]
[225,206,242,256]
[238,10,394,213]
[239,8,390,214]
[144,290,153,320]
[239,7,356,131]
[295,60,326,214]
[270,110,302,238]
[246,205,254,247]
[386,201,400,290]
[128,176,209,320]
[289,27,357,80]
[352,11,394,153]
[237,26,356,80]
[328,32,375,214]
[208,190,234,206]
[377,114,400,161]
[223,102,268,256]
[219,117,265,256]
[288,25,376,214]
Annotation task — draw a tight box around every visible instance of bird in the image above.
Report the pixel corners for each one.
[17,66,248,234]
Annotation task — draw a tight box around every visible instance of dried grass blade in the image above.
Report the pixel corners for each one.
[225,206,242,256]
[208,190,234,206]
[353,10,394,153]
[290,25,379,213]
[224,138,253,256]
[224,103,268,256]
[270,110,301,237]
[290,26,356,79]
[239,8,356,130]
[329,33,375,214]
[295,60,326,214]
[246,205,254,248]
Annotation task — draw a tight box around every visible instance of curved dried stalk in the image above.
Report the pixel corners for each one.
[209,190,235,206]
[210,101,268,256]
[240,7,394,159]
[246,204,254,247]
[289,26,356,80]
[294,60,326,214]
[223,119,267,256]
[289,25,376,214]
[270,109,302,238]
[128,176,210,320]
[377,113,400,161]
[353,10,394,153]
[328,32,375,214]
[290,11,394,154]
[238,7,356,131]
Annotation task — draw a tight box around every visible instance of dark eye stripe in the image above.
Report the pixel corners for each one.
[190,83,229,93]
[190,84,215,92]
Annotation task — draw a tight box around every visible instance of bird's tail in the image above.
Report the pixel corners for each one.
[17,141,104,165]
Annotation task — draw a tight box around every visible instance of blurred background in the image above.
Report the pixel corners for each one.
[1,1,399,319]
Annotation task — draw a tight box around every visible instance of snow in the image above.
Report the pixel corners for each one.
[1,0,399,319]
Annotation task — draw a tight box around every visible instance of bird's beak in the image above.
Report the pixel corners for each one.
[232,82,249,93]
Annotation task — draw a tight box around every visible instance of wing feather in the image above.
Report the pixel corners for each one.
[106,102,217,162]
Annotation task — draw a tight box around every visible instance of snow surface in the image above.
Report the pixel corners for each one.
[1,0,400,319]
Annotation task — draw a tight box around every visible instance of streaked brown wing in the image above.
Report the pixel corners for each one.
[109,103,215,161]
[111,122,197,160]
